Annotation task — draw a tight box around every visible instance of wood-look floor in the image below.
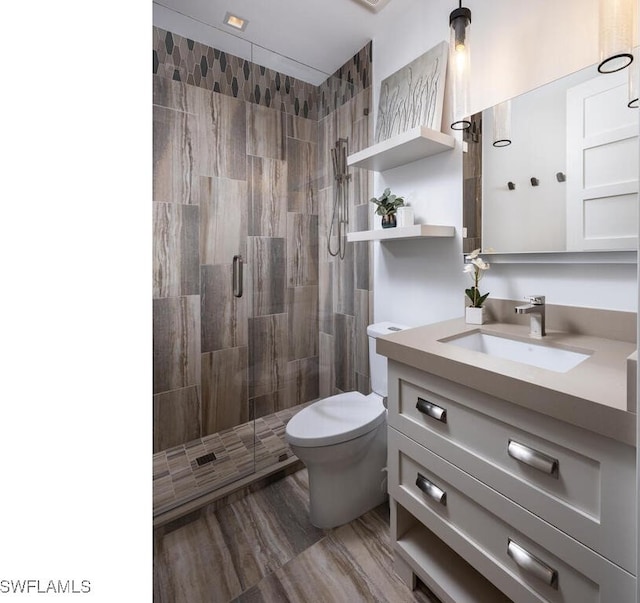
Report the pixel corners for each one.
[154,469,440,603]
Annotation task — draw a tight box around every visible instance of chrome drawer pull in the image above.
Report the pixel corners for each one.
[416,473,447,505]
[508,439,559,478]
[507,539,558,589]
[416,397,447,423]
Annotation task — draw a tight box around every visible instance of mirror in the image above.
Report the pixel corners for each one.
[465,63,639,255]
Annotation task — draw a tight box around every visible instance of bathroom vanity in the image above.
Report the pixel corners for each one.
[377,316,637,602]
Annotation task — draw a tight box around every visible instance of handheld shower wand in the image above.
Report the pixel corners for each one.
[328,138,351,260]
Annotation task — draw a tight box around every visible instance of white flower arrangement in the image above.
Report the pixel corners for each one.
[464,249,490,308]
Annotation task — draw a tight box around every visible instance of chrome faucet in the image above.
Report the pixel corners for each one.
[515,295,546,338]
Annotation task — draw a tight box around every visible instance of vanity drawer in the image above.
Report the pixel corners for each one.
[387,361,636,573]
[388,428,635,603]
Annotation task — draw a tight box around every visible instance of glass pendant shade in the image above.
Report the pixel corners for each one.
[450,5,471,130]
[598,0,634,73]
[492,101,512,146]
[629,48,639,108]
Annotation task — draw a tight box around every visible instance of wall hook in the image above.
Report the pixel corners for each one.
[507,181,516,190]
[556,172,566,182]
[530,177,539,187]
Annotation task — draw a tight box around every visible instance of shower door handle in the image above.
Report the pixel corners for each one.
[233,255,243,298]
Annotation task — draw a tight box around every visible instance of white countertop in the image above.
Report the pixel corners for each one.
[377,318,637,446]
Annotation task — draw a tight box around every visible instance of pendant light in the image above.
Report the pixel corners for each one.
[598,0,634,73]
[492,101,512,147]
[449,1,472,130]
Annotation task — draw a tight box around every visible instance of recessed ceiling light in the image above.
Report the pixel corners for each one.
[223,12,248,32]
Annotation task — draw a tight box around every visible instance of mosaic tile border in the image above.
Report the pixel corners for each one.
[152,27,372,119]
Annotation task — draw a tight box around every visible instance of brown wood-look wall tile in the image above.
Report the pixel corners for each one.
[369,290,374,325]
[355,289,370,378]
[247,104,285,160]
[153,74,190,112]
[354,206,371,291]
[286,114,318,143]
[153,296,201,394]
[317,187,332,255]
[153,106,198,205]
[201,265,248,352]
[288,286,318,361]
[333,243,354,316]
[351,117,370,159]
[287,138,317,214]
[334,313,355,392]
[153,386,201,453]
[200,176,247,265]
[319,332,336,399]
[354,242,370,292]
[153,202,200,298]
[287,357,319,408]
[201,347,248,435]
[355,203,370,231]
[287,214,318,287]
[249,314,288,399]
[190,87,247,181]
[318,260,334,336]
[248,237,286,317]
[248,157,287,237]
[351,166,371,206]
[350,89,372,154]
[336,101,354,146]
[250,390,287,420]
[356,372,372,396]
[317,112,337,190]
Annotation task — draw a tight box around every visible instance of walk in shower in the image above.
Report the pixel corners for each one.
[152,18,373,523]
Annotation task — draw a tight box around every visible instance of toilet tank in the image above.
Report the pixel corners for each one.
[367,322,409,397]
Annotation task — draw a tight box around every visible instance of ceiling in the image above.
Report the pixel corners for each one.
[152,0,409,84]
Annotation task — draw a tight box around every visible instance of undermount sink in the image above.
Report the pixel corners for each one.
[442,331,592,373]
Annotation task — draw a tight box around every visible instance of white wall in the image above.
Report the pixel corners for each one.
[372,0,637,326]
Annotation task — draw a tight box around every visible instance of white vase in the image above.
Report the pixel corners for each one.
[397,206,414,227]
[465,306,485,325]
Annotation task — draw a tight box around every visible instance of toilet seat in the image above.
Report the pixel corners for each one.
[286,392,386,448]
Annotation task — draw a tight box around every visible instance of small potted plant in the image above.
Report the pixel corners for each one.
[463,249,490,324]
[370,188,405,228]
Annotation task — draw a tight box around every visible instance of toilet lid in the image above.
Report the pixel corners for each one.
[285,393,386,447]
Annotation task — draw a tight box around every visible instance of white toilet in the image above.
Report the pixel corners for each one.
[285,322,408,528]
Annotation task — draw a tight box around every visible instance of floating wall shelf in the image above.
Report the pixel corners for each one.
[347,126,455,171]
[347,224,455,242]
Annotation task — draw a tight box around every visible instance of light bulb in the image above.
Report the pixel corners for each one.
[598,0,634,73]
[449,5,472,130]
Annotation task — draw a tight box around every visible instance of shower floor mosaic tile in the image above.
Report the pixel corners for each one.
[153,404,306,519]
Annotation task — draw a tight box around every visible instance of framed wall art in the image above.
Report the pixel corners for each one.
[374,41,448,143]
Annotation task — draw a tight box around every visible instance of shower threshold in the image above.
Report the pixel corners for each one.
[153,403,309,526]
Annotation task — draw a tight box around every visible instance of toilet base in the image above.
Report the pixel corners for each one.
[297,421,388,529]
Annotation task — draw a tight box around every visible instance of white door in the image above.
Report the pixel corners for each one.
[566,70,639,251]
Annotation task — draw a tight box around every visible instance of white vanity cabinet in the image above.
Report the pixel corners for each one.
[387,360,637,603]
